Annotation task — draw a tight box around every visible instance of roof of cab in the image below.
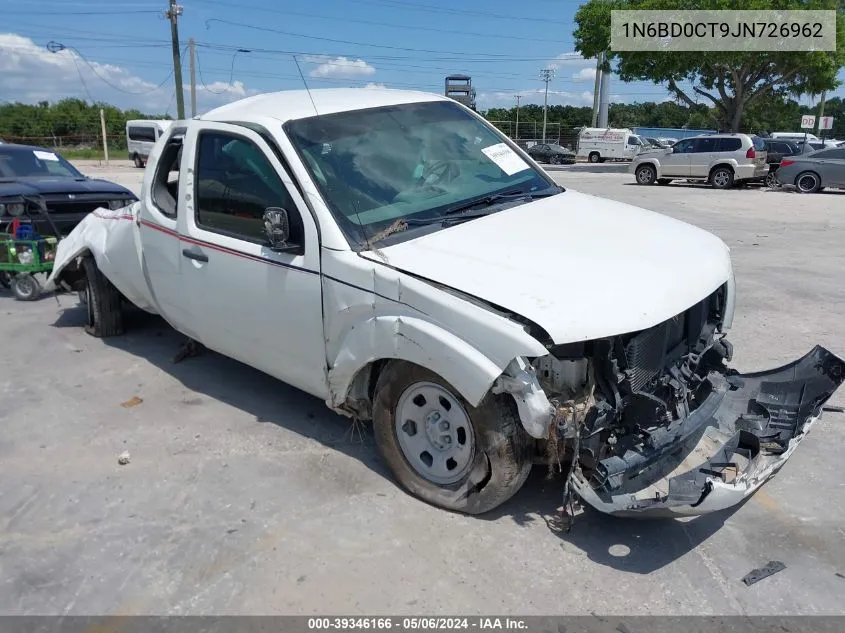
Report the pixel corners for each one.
[199,88,449,124]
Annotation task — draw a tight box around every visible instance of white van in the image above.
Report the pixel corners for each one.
[126,120,173,168]
[577,127,644,163]
[771,131,821,143]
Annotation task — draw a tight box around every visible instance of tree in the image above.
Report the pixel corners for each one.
[573,0,845,132]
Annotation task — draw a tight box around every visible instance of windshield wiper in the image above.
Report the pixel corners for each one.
[442,185,562,217]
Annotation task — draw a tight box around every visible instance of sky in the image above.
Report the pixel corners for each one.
[1,0,843,116]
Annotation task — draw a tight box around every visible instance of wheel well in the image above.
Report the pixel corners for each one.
[709,163,734,175]
[341,359,389,420]
[56,249,91,291]
[637,161,657,170]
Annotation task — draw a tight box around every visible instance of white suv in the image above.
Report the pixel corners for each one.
[630,133,768,189]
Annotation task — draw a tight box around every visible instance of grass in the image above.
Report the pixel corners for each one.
[58,148,113,160]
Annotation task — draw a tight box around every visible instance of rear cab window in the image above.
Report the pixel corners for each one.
[751,137,766,151]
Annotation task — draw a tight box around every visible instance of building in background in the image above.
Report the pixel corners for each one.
[445,75,476,111]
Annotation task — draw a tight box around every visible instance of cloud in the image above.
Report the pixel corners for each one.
[548,52,591,70]
[304,55,376,79]
[572,67,597,82]
[0,33,253,114]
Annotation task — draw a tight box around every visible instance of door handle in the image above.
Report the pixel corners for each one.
[182,248,208,262]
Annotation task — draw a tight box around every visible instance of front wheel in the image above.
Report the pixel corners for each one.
[82,257,124,337]
[372,361,533,515]
[635,164,657,185]
[133,154,144,169]
[550,155,561,165]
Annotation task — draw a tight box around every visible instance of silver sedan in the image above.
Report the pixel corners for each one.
[775,147,845,193]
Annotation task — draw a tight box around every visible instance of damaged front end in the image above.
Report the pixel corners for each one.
[529,287,845,517]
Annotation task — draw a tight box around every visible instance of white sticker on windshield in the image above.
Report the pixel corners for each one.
[33,150,59,161]
[480,143,529,176]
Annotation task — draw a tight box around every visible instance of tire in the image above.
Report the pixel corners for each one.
[81,257,124,337]
[635,164,657,185]
[550,155,561,165]
[795,171,821,193]
[133,154,144,169]
[657,178,672,186]
[372,361,533,515]
[0,271,11,289]
[765,171,779,188]
[710,166,734,189]
[588,152,601,163]
[11,274,41,301]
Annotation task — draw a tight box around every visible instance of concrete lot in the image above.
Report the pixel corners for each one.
[2,161,844,616]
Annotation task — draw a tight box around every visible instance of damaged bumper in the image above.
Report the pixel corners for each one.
[572,346,844,516]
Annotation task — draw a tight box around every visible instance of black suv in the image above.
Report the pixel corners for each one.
[762,139,801,187]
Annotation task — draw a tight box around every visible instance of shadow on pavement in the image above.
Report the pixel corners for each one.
[53,299,739,571]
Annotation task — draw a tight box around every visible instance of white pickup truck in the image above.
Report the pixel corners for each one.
[47,88,843,518]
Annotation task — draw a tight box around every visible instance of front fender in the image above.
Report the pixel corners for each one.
[327,315,506,411]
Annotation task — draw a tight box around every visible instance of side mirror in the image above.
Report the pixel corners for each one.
[264,207,290,250]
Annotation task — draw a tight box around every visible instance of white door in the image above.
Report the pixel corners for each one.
[177,122,328,398]
[661,138,694,176]
[137,125,203,340]
[689,136,718,177]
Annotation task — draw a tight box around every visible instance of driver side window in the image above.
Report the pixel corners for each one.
[194,131,303,246]
[673,140,694,153]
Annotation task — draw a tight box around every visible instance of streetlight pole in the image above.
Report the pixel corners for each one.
[515,94,521,142]
[539,68,554,143]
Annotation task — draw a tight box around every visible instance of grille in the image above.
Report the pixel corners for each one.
[46,200,109,215]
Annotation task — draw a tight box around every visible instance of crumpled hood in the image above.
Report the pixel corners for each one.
[363,190,732,344]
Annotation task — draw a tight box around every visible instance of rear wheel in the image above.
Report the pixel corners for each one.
[795,171,821,193]
[0,271,11,289]
[635,164,657,185]
[11,274,40,301]
[372,361,533,515]
[765,171,779,188]
[82,257,124,337]
[588,152,601,163]
[133,154,144,169]
[710,166,734,189]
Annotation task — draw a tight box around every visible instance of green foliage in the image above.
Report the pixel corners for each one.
[573,0,845,131]
[0,99,168,149]
[481,96,845,137]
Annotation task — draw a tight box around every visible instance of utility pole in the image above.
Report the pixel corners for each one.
[591,52,603,127]
[189,38,197,117]
[598,51,610,128]
[99,108,109,166]
[166,0,185,119]
[816,90,827,138]
[539,68,555,143]
[515,94,521,141]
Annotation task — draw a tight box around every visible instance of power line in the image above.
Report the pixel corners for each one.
[344,0,572,25]
[191,0,571,44]
[4,9,161,15]
[45,42,176,94]
[204,18,545,58]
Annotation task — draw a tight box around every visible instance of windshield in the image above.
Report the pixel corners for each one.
[0,147,82,179]
[284,100,554,248]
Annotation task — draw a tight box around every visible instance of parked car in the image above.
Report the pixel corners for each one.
[126,119,173,168]
[644,137,669,149]
[775,146,845,193]
[525,143,575,165]
[797,140,826,153]
[630,133,768,189]
[658,137,678,146]
[45,89,843,519]
[762,138,802,187]
[0,144,137,234]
